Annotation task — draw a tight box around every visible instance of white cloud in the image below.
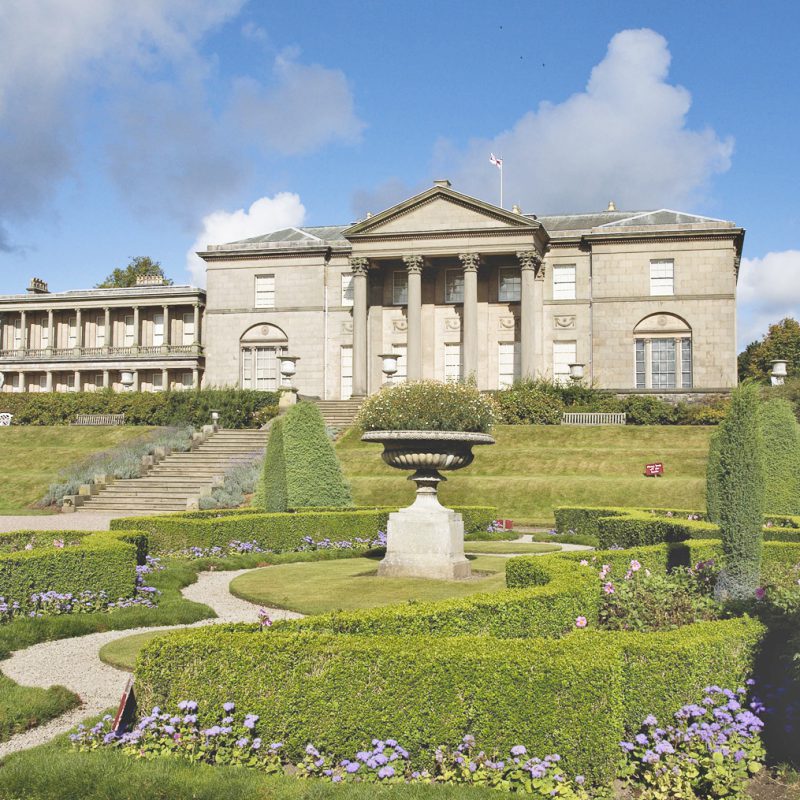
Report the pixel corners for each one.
[187,193,307,285]
[229,50,365,155]
[438,28,733,213]
[737,250,800,347]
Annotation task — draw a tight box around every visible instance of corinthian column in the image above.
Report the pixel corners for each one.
[403,255,424,381]
[458,253,481,381]
[349,257,369,397]
[517,251,542,379]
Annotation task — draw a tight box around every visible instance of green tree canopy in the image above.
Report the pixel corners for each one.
[95,256,173,289]
[738,317,800,382]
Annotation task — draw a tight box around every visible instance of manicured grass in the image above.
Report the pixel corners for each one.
[99,630,173,673]
[229,554,508,615]
[0,425,153,513]
[462,541,561,555]
[337,425,712,524]
[0,744,500,800]
[0,674,79,744]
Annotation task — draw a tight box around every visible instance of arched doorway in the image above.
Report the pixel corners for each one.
[633,313,692,389]
[240,323,288,390]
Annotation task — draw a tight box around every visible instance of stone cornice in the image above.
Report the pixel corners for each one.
[202,244,350,262]
[543,230,744,249]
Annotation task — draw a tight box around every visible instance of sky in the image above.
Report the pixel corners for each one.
[1,1,799,349]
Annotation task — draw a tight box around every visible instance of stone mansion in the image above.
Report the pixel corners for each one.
[0,182,744,399]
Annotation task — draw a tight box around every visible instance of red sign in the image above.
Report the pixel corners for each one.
[494,519,514,531]
[644,462,664,477]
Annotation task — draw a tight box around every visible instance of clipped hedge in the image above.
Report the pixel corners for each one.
[0,530,145,607]
[111,505,497,553]
[0,388,279,428]
[261,403,351,512]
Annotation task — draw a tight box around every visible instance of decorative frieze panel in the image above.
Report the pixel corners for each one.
[444,318,461,331]
[554,315,576,329]
[499,316,518,331]
[392,318,408,332]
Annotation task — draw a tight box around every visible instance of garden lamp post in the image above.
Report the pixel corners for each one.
[568,363,585,383]
[379,353,399,385]
[770,360,788,386]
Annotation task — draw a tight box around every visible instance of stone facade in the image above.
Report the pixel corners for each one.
[0,277,205,392]
[201,184,743,399]
[0,184,744,398]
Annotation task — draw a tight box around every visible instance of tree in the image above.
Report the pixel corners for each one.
[95,256,173,288]
[710,383,765,601]
[738,317,800,382]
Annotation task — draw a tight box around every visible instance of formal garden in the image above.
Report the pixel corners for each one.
[1,381,800,798]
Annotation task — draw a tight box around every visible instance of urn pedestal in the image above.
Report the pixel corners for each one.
[361,430,495,580]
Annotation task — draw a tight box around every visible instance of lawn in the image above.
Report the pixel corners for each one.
[337,425,712,524]
[229,554,509,615]
[0,674,79,743]
[0,426,153,514]
[462,541,561,555]
[98,630,173,672]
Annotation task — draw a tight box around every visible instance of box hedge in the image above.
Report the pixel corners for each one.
[133,537,775,782]
[0,530,145,607]
[111,505,497,553]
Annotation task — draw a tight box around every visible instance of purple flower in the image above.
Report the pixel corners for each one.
[223,702,235,712]
[510,744,527,756]
[377,766,395,779]
[643,715,658,726]
[346,762,360,773]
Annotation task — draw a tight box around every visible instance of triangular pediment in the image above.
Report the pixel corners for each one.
[344,186,540,239]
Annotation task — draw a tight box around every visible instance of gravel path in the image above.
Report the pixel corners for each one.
[0,569,302,758]
[0,512,124,533]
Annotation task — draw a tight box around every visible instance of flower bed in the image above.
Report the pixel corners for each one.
[110,506,496,554]
[0,529,148,620]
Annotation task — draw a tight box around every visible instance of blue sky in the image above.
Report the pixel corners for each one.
[1,1,799,347]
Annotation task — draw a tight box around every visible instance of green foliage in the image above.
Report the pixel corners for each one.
[492,380,565,424]
[715,384,765,599]
[738,317,800,382]
[356,380,495,433]
[261,404,351,511]
[758,398,800,514]
[0,673,79,743]
[0,388,279,428]
[706,426,723,523]
[0,530,144,608]
[200,458,263,510]
[95,256,173,288]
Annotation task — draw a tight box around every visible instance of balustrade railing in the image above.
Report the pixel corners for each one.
[0,344,203,361]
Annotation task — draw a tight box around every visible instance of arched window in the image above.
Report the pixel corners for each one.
[633,314,692,389]
[239,324,288,390]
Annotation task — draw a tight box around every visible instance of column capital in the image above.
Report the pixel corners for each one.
[458,253,481,272]
[348,256,370,276]
[516,250,542,273]
[403,255,424,274]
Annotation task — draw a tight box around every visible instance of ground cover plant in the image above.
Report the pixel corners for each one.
[0,426,151,514]
[338,425,711,524]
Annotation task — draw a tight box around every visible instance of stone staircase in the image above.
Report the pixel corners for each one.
[313,399,363,429]
[80,429,268,514]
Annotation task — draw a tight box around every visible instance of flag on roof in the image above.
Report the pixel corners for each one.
[489,153,503,169]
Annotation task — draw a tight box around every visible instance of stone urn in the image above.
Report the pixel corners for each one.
[361,430,495,580]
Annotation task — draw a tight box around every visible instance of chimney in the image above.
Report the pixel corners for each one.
[135,274,166,286]
[433,179,451,188]
[27,277,49,294]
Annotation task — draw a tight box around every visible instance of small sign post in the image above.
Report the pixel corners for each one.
[644,462,664,478]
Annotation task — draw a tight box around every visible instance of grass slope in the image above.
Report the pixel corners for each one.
[99,630,173,673]
[229,554,509,615]
[337,425,712,524]
[0,674,79,743]
[0,426,152,514]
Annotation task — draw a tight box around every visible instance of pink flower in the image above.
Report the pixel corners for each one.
[24,543,33,551]
[754,587,766,600]
[629,560,641,572]
[579,559,589,566]
[575,616,588,628]
[53,539,64,549]
[603,582,615,594]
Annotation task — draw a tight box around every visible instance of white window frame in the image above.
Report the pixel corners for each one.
[552,265,576,301]
[68,318,77,348]
[650,259,674,296]
[152,371,164,392]
[95,315,105,348]
[341,273,354,307]
[255,274,275,308]
[444,343,462,382]
[94,373,104,390]
[13,319,22,350]
[66,373,76,393]
[384,344,407,384]
[498,341,521,388]
[40,320,49,349]
[182,312,195,345]
[153,313,164,347]
[340,345,353,400]
[392,271,408,306]
[124,316,135,347]
[444,269,464,304]
[498,267,521,302]
[553,340,577,385]
[634,336,692,389]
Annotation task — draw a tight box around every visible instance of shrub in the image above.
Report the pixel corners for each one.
[714,384,765,599]
[200,458,263,510]
[758,397,800,514]
[0,388,279,428]
[492,380,565,425]
[356,380,495,433]
[261,403,351,512]
[617,395,678,425]
[0,530,144,609]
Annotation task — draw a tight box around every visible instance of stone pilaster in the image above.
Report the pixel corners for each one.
[162,305,170,347]
[349,257,369,397]
[104,307,111,349]
[517,251,542,378]
[458,253,481,381]
[403,255,424,381]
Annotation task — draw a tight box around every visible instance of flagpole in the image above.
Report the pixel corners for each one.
[500,162,503,209]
